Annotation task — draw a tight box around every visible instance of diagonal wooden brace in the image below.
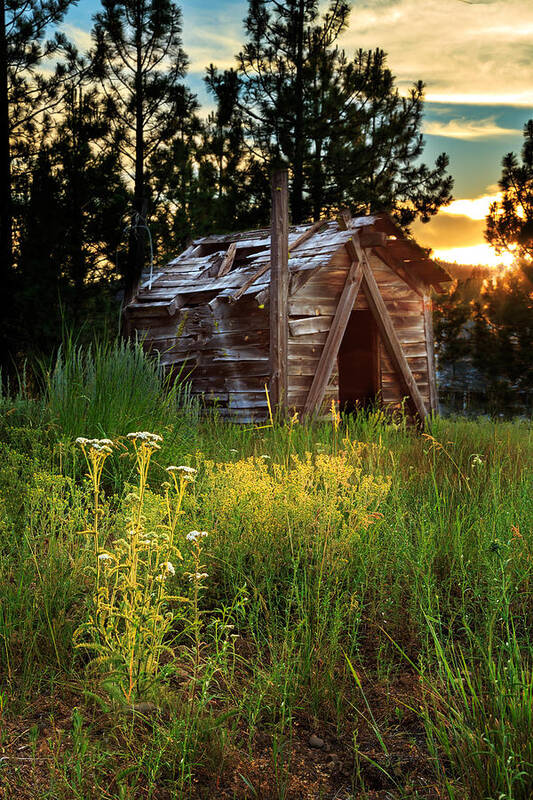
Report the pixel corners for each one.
[355,242,428,421]
[302,256,364,417]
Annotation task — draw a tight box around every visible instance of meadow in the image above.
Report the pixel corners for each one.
[0,340,532,800]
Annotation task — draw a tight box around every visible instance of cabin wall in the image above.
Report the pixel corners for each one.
[365,252,432,413]
[129,296,271,422]
[287,246,352,412]
[127,239,436,422]
[286,249,432,416]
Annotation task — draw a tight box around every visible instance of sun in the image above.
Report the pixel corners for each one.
[433,243,515,268]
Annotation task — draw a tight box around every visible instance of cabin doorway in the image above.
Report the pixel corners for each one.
[338,311,379,413]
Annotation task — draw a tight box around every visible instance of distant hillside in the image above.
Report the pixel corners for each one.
[435,260,494,281]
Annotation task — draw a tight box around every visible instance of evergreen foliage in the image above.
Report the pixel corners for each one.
[486,120,533,261]
[92,0,199,300]
[207,0,453,226]
[0,0,79,371]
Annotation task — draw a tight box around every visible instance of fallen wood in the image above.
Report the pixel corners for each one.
[217,242,237,277]
[231,219,327,302]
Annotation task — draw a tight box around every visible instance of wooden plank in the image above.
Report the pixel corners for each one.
[270,169,289,409]
[231,220,330,303]
[372,245,425,297]
[230,261,270,302]
[289,299,339,316]
[423,294,438,414]
[217,241,237,277]
[289,219,328,251]
[126,297,181,317]
[289,316,333,336]
[302,257,364,417]
[357,245,428,421]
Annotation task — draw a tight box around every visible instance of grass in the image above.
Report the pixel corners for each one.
[0,344,532,798]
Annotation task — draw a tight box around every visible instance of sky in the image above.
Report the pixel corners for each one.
[63,0,533,266]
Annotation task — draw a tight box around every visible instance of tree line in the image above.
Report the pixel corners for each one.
[1,0,454,367]
[436,122,533,415]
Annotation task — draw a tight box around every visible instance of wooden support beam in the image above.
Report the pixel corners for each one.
[217,241,237,277]
[231,219,327,302]
[302,256,364,418]
[372,245,425,297]
[336,208,352,230]
[269,169,289,409]
[289,218,327,251]
[355,242,428,421]
[230,261,270,302]
[423,294,438,414]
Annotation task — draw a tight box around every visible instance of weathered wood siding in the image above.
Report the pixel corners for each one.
[125,219,443,422]
[365,252,430,412]
[286,249,431,415]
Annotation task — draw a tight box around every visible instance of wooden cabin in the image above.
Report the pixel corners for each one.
[124,182,450,422]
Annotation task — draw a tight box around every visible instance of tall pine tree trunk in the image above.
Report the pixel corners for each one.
[291,0,305,224]
[125,22,145,307]
[0,0,11,278]
[311,138,323,221]
[0,0,13,376]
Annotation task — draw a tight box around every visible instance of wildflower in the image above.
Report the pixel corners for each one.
[98,553,112,562]
[89,442,112,454]
[127,431,163,443]
[176,465,197,475]
[229,449,238,454]
[161,562,175,576]
[471,454,484,467]
[140,540,152,546]
[260,454,271,460]
[189,572,208,582]
[76,437,89,445]
[186,530,209,542]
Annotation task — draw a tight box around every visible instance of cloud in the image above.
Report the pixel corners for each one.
[339,0,533,106]
[423,117,521,140]
[413,213,486,249]
[412,191,515,265]
[62,23,92,52]
[440,194,501,220]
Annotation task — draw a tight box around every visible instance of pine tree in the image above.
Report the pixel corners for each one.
[16,88,128,351]
[208,0,452,226]
[51,86,128,305]
[92,0,198,302]
[0,0,77,371]
[201,67,269,233]
[471,268,533,413]
[485,120,533,261]
[323,50,452,228]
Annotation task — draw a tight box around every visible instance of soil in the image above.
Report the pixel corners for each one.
[0,671,441,800]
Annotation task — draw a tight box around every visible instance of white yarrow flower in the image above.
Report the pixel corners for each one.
[176,465,197,475]
[98,553,112,562]
[186,530,209,542]
[189,572,208,582]
[127,431,163,443]
[161,562,175,576]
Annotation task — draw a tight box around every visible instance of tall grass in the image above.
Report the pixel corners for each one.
[0,346,532,798]
[43,336,194,438]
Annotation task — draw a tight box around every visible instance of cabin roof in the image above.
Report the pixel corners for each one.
[126,212,450,316]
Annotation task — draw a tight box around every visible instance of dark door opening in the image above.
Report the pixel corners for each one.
[338,310,379,413]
